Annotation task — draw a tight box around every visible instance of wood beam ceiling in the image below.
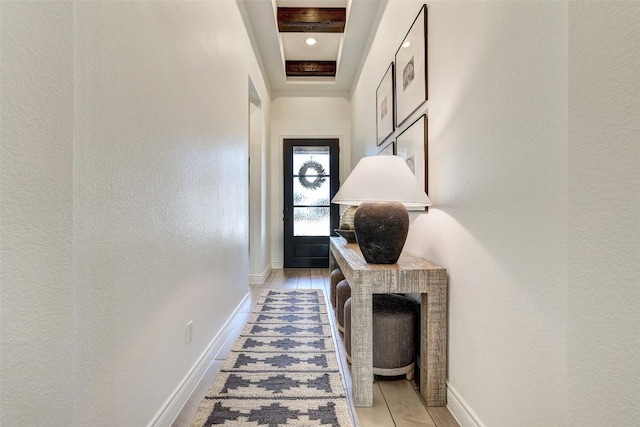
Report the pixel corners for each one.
[277,7,346,33]
[278,7,345,77]
[285,61,337,77]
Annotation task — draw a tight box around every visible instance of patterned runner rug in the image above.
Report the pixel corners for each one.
[191,289,354,427]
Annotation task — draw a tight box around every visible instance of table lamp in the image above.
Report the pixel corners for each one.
[331,155,431,264]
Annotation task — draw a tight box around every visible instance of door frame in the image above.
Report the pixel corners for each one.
[282,138,340,268]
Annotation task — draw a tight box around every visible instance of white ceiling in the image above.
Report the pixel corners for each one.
[281,32,340,61]
[238,0,387,98]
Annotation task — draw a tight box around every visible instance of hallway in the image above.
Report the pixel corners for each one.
[174,269,459,427]
[3,1,638,425]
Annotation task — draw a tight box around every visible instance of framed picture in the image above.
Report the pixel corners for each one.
[395,4,427,127]
[376,63,395,146]
[377,140,395,156]
[396,114,427,210]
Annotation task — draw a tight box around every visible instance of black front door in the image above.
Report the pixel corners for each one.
[283,139,339,268]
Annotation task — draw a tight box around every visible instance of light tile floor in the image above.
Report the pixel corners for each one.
[173,268,459,427]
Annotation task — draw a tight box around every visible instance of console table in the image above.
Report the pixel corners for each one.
[329,236,448,407]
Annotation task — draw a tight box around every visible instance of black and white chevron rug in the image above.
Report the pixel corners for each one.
[191,289,354,427]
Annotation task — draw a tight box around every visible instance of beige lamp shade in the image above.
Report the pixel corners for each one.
[331,155,432,208]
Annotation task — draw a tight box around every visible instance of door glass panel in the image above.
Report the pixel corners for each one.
[294,207,330,236]
[293,177,330,206]
[293,146,331,176]
[292,145,331,236]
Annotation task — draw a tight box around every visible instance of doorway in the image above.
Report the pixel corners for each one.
[283,139,340,268]
[248,77,268,283]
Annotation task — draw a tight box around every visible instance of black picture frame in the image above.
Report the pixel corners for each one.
[395,4,427,127]
[376,62,395,146]
[395,114,428,210]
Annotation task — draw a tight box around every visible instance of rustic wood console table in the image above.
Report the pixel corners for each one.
[329,236,448,407]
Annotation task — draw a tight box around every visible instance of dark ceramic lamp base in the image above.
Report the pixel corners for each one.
[354,201,409,264]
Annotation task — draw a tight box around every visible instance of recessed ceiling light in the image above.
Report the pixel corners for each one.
[305,37,318,46]
[402,41,411,48]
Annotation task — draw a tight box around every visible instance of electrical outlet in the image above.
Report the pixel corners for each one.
[186,320,193,345]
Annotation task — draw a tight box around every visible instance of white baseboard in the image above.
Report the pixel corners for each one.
[271,261,283,269]
[147,292,251,427]
[249,263,272,285]
[446,382,486,427]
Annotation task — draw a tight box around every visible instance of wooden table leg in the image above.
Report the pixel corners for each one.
[421,271,448,406]
[329,248,337,272]
[350,283,373,406]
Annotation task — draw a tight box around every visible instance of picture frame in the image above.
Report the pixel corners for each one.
[377,140,395,156]
[395,114,427,210]
[395,4,427,127]
[376,63,395,146]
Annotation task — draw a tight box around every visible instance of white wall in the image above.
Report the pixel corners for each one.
[567,2,640,425]
[270,97,351,267]
[249,96,272,283]
[352,1,640,426]
[352,1,568,425]
[1,3,74,425]
[1,1,270,425]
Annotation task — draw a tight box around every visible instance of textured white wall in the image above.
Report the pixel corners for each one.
[1,1,270,425]
[568,2,640,425]
[270,97,351,267]
[352,1,568,425]
[1,3,74,425]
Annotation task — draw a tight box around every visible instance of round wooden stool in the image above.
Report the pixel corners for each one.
[344,293,418,380]
[335,279,351,332]
[329,268,345,309]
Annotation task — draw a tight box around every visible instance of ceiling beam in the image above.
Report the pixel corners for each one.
[277,7,346,33]
[285,61,337,77]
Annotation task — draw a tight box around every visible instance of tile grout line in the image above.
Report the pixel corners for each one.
[375,381,398,427]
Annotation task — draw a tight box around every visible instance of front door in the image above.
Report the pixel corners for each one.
[283,139,339,268]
